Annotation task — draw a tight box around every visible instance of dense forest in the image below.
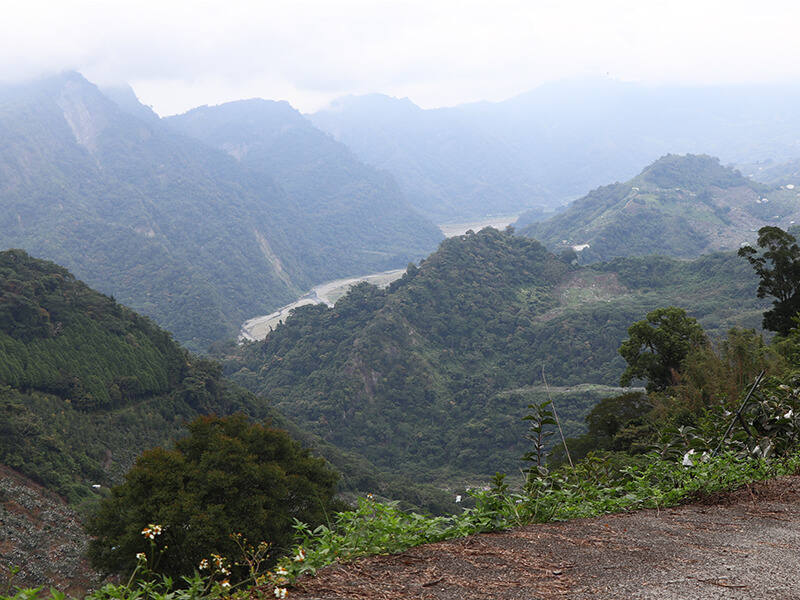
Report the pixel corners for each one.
[0,228,793,595]
[0,249,456,517]
[218,227,768,484]
[0,249,278,507]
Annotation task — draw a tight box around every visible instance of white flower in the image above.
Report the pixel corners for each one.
[275,566,288,576]
[455,495,462,503]
[136,552,146,561]
[141,524,163,539]
[682,450,696,467]
[784,410,794,419]
[273,587,288,598]
[293,548,305,562]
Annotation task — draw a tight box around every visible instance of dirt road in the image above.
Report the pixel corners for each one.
[285,476,800,600]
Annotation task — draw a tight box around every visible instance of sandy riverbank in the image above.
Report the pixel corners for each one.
[239,268,406,341]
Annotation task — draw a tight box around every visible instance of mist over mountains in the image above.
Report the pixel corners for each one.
[309,93,547,222]
[6,69,800,591]
[5,72,800,352]
[310,78,800,220]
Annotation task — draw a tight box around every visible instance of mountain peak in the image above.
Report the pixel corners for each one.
[637,154,749,192]
[100,83,160,123]
[169,98,307,146]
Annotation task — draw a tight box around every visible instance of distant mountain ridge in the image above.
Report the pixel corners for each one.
[166,98,442,281]
[520,154,800,263]
[0,73,441,350]
[310,79,800,221]
[309,94,548,221]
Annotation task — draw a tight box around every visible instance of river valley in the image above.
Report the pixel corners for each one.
[238,216,517,341]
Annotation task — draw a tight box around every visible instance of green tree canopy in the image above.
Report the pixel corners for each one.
[619,307,708,392]
[585,391,653,448]
[86,414,342,580]
[738,226,800,335]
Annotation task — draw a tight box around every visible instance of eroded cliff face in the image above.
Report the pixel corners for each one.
[56,76,111,154]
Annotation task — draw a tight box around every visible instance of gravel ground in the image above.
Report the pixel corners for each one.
[284,476,800,600]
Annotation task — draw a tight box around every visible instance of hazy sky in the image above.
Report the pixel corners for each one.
[4,1,800,116]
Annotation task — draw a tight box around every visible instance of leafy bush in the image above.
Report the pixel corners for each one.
[86,414,343,581]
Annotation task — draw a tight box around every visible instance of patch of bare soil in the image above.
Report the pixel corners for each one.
[283,476,800,600]
[0,466,103,595]
[534,272,629,324]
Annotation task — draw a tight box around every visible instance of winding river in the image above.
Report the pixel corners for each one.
[238,269,406,341]
[238,216,517,342]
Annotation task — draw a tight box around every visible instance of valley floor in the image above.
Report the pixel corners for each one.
[284,476,800,599]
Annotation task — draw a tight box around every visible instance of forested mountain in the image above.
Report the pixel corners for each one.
[520,154,800,263]
[0,73,441,351]
[166,99,442,281]
[0,250,455,519]
[310,79,800,221]
[218,227,767,484]
[0,249,274,506]
[0,250,463,589]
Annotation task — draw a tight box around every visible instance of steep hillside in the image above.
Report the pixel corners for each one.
[0,465,101,593]
[0,74,441,351]
[520,154,797,263]
[166,99,442,280]
[0,73,300,350]
[219,228,767,484]
[0,249,274,507]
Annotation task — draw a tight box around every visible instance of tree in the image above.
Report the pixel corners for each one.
[86,414,342,580]
[738,226,800,335]
[585,392,653,449]
[619,307,708,392]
